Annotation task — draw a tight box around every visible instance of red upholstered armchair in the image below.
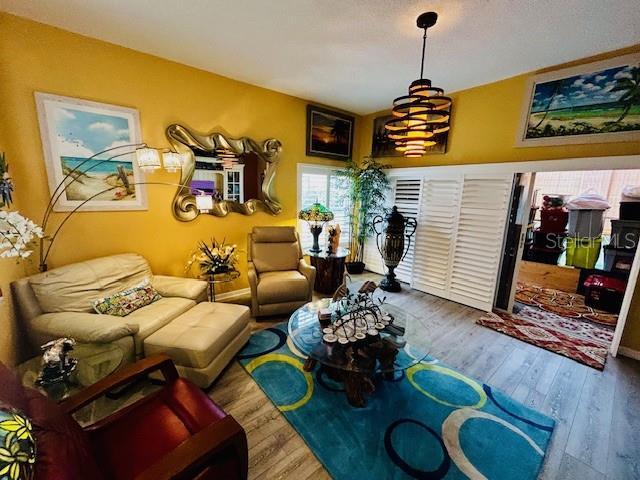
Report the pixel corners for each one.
[0,355,248,480]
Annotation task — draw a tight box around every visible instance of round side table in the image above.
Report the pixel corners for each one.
[203,270,241,302]
[305,248,349,294]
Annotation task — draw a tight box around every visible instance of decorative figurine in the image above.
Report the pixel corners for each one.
[36,337,78,387]
[327,224,341,254]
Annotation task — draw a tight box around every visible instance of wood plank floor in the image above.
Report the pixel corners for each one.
[518,260,581,293]
[208,273,640,480]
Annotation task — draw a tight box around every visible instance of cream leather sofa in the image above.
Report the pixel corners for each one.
[247,226,315,316]
[11,253,208,368]
[13,253,251,387]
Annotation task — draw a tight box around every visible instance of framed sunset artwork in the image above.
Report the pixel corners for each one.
[517,53,640,146]
[35,93,147,211]
[306,105,354,160]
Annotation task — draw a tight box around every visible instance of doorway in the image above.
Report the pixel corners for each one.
[490,167,640,368]
[378,155,639,360]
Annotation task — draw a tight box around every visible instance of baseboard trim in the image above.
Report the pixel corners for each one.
[215,287,251,302]
[618,346,640,361]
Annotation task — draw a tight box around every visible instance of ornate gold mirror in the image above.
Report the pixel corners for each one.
[167,124,282,220]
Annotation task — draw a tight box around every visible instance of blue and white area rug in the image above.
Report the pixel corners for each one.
[237,324,555,479]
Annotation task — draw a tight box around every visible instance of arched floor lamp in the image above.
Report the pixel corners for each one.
[39,144,214,272]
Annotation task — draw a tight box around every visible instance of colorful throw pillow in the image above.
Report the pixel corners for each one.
[0,409,36,480]
[92,280,161,317]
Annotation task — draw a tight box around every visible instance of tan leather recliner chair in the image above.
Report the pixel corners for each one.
[247,226,315,317]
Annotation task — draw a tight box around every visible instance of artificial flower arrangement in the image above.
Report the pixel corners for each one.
[0,152,14,208]
[185,238,239,276]
[0,210,44,259]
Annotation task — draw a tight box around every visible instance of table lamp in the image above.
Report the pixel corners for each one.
[298,202,334,253]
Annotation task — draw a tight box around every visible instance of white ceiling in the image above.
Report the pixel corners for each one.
[1,0,638,115]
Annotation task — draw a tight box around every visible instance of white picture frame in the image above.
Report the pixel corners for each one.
[516,53,640,147]
[35,92,147,211]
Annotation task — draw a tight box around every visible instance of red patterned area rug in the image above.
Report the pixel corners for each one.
[514,282,618,326]
[478,305,614,370]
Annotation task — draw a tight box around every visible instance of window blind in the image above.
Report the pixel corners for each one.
[411,173,514,312]
[363,176,422,282]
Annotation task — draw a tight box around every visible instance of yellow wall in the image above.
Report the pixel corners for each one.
[0,146,32,366]
[1,12,639,364]
[621,280,640,351]
[359,46,640,168]
[358,45,640,351]
[0,13,359,365]
[0,262,32,366]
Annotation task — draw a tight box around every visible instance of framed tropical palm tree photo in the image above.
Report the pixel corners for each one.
[516,53,640,146]
[306,105,354,160]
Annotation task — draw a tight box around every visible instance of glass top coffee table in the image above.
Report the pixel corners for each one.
[17,343,124,403]
[288,298,431,407]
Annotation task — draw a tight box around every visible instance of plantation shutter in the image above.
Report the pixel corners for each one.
[411,172,514,312]
[448,174,514,311]
[328,174,351,249]
[412,174,463,297]
[299,172,329,249]
[392,177,422,283]
[362,176,422,282]
[298,166,351,251]
[363,238,385,275]
[363,202,388,277]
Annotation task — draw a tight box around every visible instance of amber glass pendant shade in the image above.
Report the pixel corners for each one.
[385,12,452,158]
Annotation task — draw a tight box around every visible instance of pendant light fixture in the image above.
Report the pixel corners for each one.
[385,12,452,158]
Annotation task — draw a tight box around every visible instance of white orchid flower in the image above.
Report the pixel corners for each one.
[0,211,44,259]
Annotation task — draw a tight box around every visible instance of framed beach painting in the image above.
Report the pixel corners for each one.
[516,53,640,146]
[371,114,448,157]
[35,93,147,211]
[306,105,354,160]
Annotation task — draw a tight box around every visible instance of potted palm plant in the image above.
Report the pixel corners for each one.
[338,157,389,274]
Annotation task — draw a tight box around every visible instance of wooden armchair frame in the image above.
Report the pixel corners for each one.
[61,354,248,480]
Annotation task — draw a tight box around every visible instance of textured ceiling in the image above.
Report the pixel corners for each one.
[1,0,638,114]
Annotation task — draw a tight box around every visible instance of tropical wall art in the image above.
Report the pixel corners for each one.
[517,53,640,146]
[371,114,448,157]
[306,105,354,160]
[35,93,147,211]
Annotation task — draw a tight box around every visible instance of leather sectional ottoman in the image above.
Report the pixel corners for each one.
[144,302,251,388]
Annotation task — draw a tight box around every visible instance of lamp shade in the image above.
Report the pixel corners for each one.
[195,194,214,213]
[385,80,451,157]
[135,148,161,172]
[298,202,334,223]
[162,152,186,172]
[384,12,452,158]
[215,147,237,159]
